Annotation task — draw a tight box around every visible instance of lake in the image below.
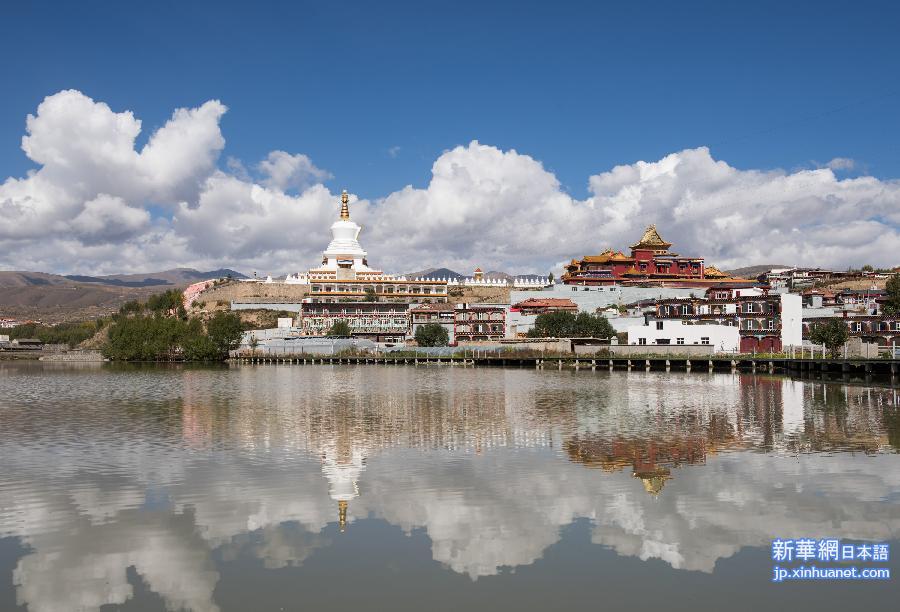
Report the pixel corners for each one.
[0,362,897,611]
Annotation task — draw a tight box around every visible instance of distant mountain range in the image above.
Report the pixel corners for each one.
[724,264,791,278]
[64,267,247,287]
[404,267,546,280]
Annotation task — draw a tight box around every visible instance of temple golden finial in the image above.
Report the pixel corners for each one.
[340,190,350,220]
[338,500,348,532]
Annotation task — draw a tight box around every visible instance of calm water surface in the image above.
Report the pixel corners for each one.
[0,363,898,611]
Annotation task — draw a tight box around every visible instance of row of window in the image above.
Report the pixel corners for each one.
[843,321,900,332]
[304,318,408,327]
[310,285,447,294]
[456,324,504,333]
[660,302,774,316]
[458,312,505,321]
[637,337,710,345]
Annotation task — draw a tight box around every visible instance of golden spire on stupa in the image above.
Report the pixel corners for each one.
[338,500,348,532]
[339,190,350,220]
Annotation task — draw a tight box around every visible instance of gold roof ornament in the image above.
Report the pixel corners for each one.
[704,265,729,278]
[340,190,350,220]
[630,224,672,250]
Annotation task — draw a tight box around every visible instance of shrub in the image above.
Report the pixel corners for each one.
[328,320,352,336]
[415,323,449,346]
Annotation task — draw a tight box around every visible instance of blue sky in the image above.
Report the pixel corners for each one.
[2,1,900,275]
[3,0,899,198]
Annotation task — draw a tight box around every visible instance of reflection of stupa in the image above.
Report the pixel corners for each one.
[320,442,366,532]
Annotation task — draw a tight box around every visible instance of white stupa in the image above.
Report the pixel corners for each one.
[309,190,382,281]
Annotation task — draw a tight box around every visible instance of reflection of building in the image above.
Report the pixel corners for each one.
[565,433,714,495]
[563,225,752,287]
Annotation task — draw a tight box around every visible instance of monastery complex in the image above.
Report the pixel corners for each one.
[179,190,900,356]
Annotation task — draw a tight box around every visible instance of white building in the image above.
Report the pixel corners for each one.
[627,319,740,352]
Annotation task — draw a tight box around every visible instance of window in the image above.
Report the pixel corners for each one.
[677,338,684,345]
[656,321,664,330]
[681,305,690,315]
[701,337,710,345]
[768,319,775,330]
[638,338,647,345]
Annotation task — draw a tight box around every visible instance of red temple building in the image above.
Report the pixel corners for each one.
[562,225,750,288]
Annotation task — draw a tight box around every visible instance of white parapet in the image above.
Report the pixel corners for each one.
[446,276,549,288]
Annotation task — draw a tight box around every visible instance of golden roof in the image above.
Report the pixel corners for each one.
[582,249,634,264]
[340,190,350,220]
[630,224,672,250]
[704,265,729,278]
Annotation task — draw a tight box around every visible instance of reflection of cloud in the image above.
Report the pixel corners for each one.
[13,510,220,612]
[0,365,898,610]
[219,523,330,569]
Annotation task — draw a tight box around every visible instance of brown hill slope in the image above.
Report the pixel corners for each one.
[0,269,243,324]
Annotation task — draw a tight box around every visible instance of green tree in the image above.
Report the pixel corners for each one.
[363,287,378,302]
[147,289,184,314]
[572,312,616,338]
[861,264,874,272]
[527,311,576,338]
[415,323,449,347]
[118,300,143,316]
[8,320,103,348]
[103,314,185,361]
[547,272,555,284]
[527,311,615,339]
[883,275,900,316]
[809,319,850,358]
[328,320,352,336]
[206,312,244,357]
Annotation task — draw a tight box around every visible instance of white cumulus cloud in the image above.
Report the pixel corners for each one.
[1,90,899,275]
[257,150,332,192]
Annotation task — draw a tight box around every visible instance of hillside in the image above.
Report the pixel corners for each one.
[724,264,791,278]
[0,268,244,324]
[65,267,246,287]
